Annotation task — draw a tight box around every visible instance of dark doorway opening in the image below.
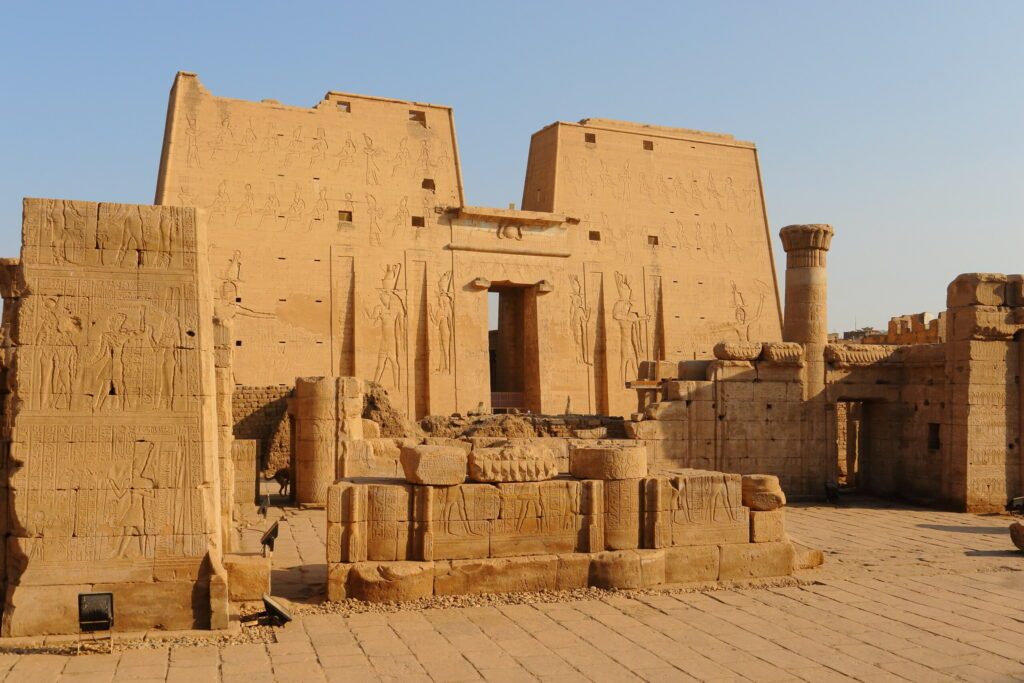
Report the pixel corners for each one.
[487,285,540,413]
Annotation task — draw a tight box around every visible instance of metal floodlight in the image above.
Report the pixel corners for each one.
[1007,496,1024,515]
[78,592,114,653]
[262,594,293,626]
[79,592,114,632]
[260,520,280,556]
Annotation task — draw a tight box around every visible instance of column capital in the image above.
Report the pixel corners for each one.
[779,224,834,254]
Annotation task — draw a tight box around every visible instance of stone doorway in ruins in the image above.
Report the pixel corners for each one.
[833,398,896,495]
[487,283,541,413]
[835,400,865,489]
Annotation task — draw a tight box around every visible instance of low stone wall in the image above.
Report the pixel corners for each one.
[326,466,794,602]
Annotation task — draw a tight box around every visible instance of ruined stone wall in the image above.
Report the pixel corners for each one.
[0,199,225,636]
[232,384,291,472]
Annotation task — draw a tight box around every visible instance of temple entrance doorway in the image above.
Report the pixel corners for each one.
[487,284,540,413]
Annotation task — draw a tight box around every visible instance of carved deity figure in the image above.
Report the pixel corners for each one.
[210,181,231,218]
[210,112,234,161]
[363,134,383,185]
[415,139,434,177]
[234,183,256,226]
[334,132,357,170]
[284,126,304,166]
[391,136,410,178]
[388,196,410,237]
[569,275,592,365]
[429,270,454,374]
[310,127,329,167]
[48,200,87,265]
[366,290,406,389]
[612,272,649,385]
[81,312,146,411]
[312,187,329,227]
[35,297,82,409]
[284,185,306,230]
[366,194,383,245]
[260,184,281,227]
[185,115,201,169]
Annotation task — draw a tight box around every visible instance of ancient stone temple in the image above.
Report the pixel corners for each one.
[0,71,1022,637]
[155,72,782,419]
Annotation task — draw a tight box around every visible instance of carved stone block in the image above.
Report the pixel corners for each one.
[490,480,580,557]
[719,541,795,580]
[742,474,787,511]
[750,510,786,543]
[400,444,467,485]
[468,444,558,483]
[569,445,647,480]
[347,561,434,602]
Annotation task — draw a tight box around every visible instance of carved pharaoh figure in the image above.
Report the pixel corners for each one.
[612,272,648,385]
[429,270,454,374]
[366,194,383,245]
[366,289,406,389]
[569,274,592,365]
[35,297,82,409]
[363,133,383,185]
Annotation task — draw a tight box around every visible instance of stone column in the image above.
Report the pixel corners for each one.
[292,377,365,506]
[779,224,833,392]
[779,224,834,494]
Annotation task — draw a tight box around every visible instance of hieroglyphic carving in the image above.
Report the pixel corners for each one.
[569,274,592,365]
[612,272,649,384]
[366,263,407,389]
[363,133,383,185]
[429,270,453,375]
[4,200,220,626]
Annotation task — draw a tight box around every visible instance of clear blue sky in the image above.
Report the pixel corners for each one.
[1,1,1021,333]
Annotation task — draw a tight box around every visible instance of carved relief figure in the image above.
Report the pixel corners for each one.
[284,185,306,230]
[334,132,357,170]
[234,183,255,226]
[310,127,329,167]
[429,270,453,374]
[730,279,768,341]
[366,280,406,389]
[388,196,410,237]
[569,274,592,366]
[185,115,201,169]
[391,136,410,178]
[612,272,649,384]
[312,187,329,226]
[241,119,259,157]
[210,112,235,162]
[48,200,87,265]
[415,139,434,177]
[80,312,145,411]
[706,171,725,210]
[259,184,281,227]
[284,126,304,166]
[223,250,243,283]
[619,161,632,201]
[688,171,705,209]
[366,194,383,245]
[35,297,82,409]
[177,179,196,207]
[210,181,230,218]
[363,134,383,185]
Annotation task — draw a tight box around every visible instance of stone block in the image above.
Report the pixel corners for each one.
[707,360,756,381]
[569,445,647,480]
[327,563,351,601]
[434,555,558,595]
[663,380,714,402]
[95,580,207,631]
[347,561,434,602]
[400,444,467,485]
[947,273,1008,308]
[414,484,499,560]
[468,443,558,482]
[713,341,763,361]
[791,541,825,570]
[555,553,591,589]
[491,480,581,557]
[1,583,91,636]
[589,549,664,589]
[644,401,687,421]
[664,545,719,583]
[224,553,271,601]
[603,479,643,550]
[719,541,795,581]
[749,510,786,543]
[742,474,787,510]
[646,471,749,547]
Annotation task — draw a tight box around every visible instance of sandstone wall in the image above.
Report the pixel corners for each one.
[155,72,783,419]
[232,384,291,474]
[0,199,225,635]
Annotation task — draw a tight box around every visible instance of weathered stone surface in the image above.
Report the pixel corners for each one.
[719,541,795,580]
[665,545,720,583]
[468,444,558,482]
[224,553,271,601]
[714,341,763,361]
[1011,521,1024,551]
[947,273,1008,308]
[761,342,804,364]
[434,555,558,595]
[589,549,664,589]
[749,510,786,543]
[570,445,647,480]
[347,561,434,602]
[742,474,787,511]
[400,444,467,485]
[791,541,825,570]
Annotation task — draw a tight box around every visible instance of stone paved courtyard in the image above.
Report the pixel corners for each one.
[4,497,1024,682]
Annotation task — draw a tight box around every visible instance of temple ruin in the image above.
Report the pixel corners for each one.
[0,71,1020,635]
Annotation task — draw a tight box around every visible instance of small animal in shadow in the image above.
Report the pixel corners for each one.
[266,467,291,496]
